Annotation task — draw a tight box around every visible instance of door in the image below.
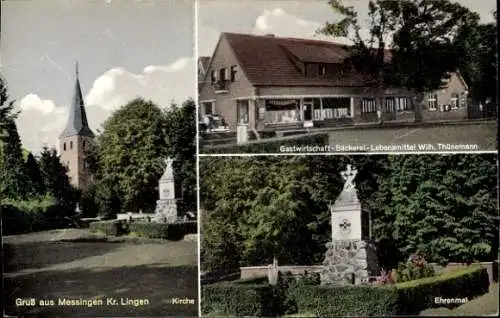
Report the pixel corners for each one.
[303,100,314,127]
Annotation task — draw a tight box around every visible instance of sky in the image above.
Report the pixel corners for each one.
[197,0,497,57]
[0,0,195,152]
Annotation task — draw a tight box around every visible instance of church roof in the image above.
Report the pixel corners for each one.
[60,63,95,138]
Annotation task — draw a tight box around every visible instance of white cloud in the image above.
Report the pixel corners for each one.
[252,8,331,40]
[251,8,384,46]
[15,57,194,152]
[19,94,58,114]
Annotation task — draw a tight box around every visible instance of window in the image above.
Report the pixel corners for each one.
[230,65,237,82]
[83,140,86,150]
[264,99,300,124]
[211,70,217,84]
[236,100,249,124]
[202,102,213,115]
[362,98,377,113]
[395,97,411,112]
[322,98,351,119]
[70,141,73,149]
[219,68,227,81]
[450,93,459,109]
[428,94,438,111]
[385,97,395,113]
[319,64,326,76]
[63,142,67,151]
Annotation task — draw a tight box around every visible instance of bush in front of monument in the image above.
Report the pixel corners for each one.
[392,253,436,283]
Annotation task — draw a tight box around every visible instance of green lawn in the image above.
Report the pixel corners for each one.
[420,283,499,316]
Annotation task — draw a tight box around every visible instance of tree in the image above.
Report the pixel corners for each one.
[454,15,497,106]
[96,98,169,213]
[0,75,18,137]
[24,152,45,196]
[163,99,197,216]
[368,154,498,264]
[38,146,77,211]
[318,0,477,122]
[0,74,19,188]
[386,0,478,106]
[0,119,33,200]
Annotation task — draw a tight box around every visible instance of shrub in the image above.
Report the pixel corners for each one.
[233,276,269,285]
[128,221,197,240]
[202,283,279,316]
[392,253,435,283]
[202,133,329,154]
[89,220,127,236]
[1,196,72,235]
[286,284,399,317]
[395,264,489,314]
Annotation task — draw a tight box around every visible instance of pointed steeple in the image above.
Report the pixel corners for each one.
[59,62,94,138]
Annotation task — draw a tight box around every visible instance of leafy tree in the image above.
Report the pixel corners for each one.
[0,75,21,199]
[368,154,498,264]
[96,98,168,213]
[454,15,497,106]
[93,177,123,219]
[386,0,478,106]
[38,146,77,211]
[163,99,196,215]
[0,119,33,200]
[24,152,45,196]
[0,74,18,139]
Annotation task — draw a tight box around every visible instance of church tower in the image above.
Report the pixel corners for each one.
[58,62,95,190]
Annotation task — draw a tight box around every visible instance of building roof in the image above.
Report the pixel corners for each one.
[198,56,211,73]
[220,32,377,87]
[198,56,211,82]
[60,63,95,139]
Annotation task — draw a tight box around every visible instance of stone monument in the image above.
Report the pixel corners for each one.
[153,158,178,223]
[321,164,379,285]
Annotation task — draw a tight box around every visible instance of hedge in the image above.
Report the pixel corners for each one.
[202,133,329,154]
[89,220,197,240]
[395,264,489,314]
[89,220,128,236]
[287,284,399,317]
[129,221,196,240]
[1,197,72,235]
[202,283,279,316]
[202,265,490,317]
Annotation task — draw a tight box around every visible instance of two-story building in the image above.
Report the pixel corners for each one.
[198,32,469,135]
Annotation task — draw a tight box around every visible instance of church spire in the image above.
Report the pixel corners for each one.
[59,62,94,138]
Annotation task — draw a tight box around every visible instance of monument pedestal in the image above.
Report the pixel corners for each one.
[321,240,378,285]
[154,198,178,223]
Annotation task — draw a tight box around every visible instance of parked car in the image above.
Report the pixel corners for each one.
[200,114,230,133]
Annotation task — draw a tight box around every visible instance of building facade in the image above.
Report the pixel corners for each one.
[198,33,470,135]
[58,63,95,191]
